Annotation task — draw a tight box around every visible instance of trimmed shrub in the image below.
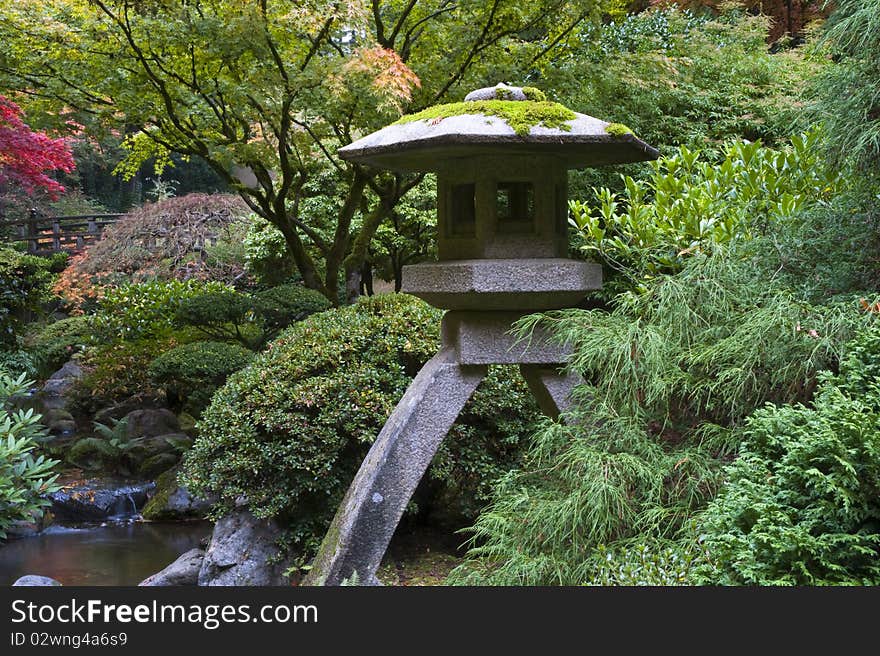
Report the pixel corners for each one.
[181,293,540,553]
[148,341,254,415]
[174,289,256,346]
[696,325,880,585]
[252,284,332,333]
[25,316,93,377]
[92,279,232,341]
[69,330,200,415]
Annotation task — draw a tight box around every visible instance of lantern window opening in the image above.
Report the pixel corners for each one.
[496,181,535,234]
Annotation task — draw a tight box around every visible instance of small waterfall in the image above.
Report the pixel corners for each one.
[49,480,156,522]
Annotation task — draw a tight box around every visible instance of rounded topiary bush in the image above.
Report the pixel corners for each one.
[180,293,540,553]
[148,340,254,415]
[253,284,332,333]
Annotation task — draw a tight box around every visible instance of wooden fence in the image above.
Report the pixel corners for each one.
[0,210,124,254]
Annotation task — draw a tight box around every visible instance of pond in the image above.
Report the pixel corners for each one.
[0,521,212,586]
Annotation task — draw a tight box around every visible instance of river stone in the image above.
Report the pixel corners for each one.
[13,575,62,586]
[43,408,77,435]
[94,398,162,426]
[198,509,291,586]
[49,480,156,521]
[37,360,84,412]
[138,452,181,479]
[139,549,205,586]
[125,408,180,439]
[142,468,211,520]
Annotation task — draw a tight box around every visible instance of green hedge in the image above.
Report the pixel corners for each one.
[148,340,254,415]
[181,293,540,553]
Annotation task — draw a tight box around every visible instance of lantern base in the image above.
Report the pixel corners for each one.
[303,313,583,587]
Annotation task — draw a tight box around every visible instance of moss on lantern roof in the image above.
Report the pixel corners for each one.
[605,122,635,137]
[395,99,577,137]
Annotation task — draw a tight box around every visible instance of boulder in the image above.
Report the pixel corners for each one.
[43,408,77,435]
[198,509,291,586]
[49,480,156,521]
[13,575,62,586]
[37,360,84,412]
[125,408,180,439]
[138,452,181,479]
[94,398,162,426]
[142,467,211,520]
[139,549,205,586]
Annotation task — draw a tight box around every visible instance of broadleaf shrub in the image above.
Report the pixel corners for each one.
[252,284,332,334]
[181,293,540,554]
[148,341,254,415]
[0,371,61,539]
[92,279,232,341]
[24,316,93,377]
[69,330,201,415]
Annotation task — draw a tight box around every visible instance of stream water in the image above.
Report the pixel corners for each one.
[0,521,212,586]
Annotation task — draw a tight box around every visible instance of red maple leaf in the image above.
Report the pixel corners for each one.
[0,95,75,198]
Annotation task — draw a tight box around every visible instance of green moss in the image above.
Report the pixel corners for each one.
[521,86,547,102]
[395,100,576,137]
[605,122,635,137]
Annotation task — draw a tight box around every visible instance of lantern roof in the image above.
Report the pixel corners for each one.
[338,84,659,172]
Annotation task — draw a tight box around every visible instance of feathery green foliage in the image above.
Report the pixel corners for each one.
[696,324,880,585]
[450,252,872,585]
[808,0,880,174]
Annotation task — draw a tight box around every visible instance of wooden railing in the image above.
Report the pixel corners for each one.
[0,210,124,254]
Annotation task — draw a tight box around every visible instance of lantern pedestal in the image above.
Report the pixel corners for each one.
[304,312,582,586]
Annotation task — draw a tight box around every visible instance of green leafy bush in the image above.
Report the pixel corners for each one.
[69,330,200,415]
[0,247,56,346]
[174,289,256,346]
[181,293,539,553]
[243,215,298,285]
[569,131,840,297]
[0,371,61,539]
[24,316,93,377]
[92,279,232,341]
[174,284,330,348]
[450,253,869,585]
[252,284,332,333]
[696,325,880,585]
[148,341,254,415]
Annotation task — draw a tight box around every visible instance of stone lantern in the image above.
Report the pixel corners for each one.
[305,84,658,585]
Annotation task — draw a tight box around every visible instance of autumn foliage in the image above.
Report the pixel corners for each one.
[0,95,74,198]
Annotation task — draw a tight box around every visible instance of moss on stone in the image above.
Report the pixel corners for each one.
[395,100,576,137]
[521,86,547,102]
[605,122,635,137]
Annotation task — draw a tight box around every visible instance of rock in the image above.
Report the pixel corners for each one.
[177,412,197,434]
[139,549,205,586]
[44,408,77,435]
[67,438,115,471]
[198,509,291,586]
[127,432,189,473]
[13,575,62,586]
[125,408,180,439]
[36,360,84,413]
[49,480,156,521]
[138,452,181,479]
[94,398,162,426]
[142,467,212,521]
